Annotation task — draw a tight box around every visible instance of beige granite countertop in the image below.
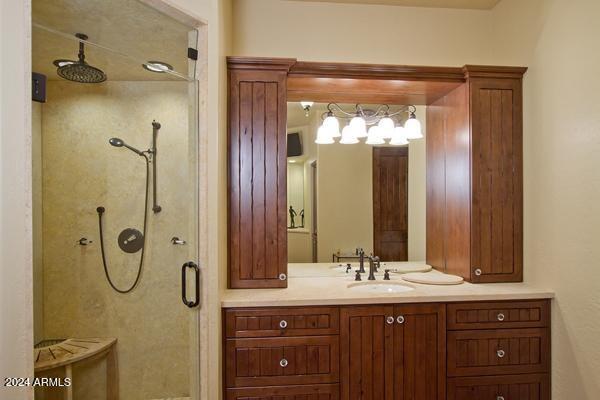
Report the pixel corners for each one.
[221,264,554,308]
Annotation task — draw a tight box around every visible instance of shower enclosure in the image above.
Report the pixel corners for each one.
[31,0,202,399]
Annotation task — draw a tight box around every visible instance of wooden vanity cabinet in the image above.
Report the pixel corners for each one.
[223,300,550,399]
[340,304,446,400]
[427,66,527,283]
[448,375,550,400]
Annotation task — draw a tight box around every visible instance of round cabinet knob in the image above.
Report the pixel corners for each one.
[386,316,395,325]
[497,396,505,400]
[474,268,482,276]
[279,320,288,329]
[396,315,405,324]
[279,273,287,281]
[496,349,506,358]
[497,313,505,322]
[279,358,288,368]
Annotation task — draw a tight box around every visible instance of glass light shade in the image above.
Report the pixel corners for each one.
[378,116,395,139]
[404,116,423,139]
[323,115,341,138]
[339,125,359,144]
[349,116,368,138]
[365,126,385,145]
[390,126,409,145]
[315,125,334,144]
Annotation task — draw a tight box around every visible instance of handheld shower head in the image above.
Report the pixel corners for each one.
[109,138,124,147]
[109,137,144,156]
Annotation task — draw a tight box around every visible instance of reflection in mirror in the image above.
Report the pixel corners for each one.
[287,102,426,270]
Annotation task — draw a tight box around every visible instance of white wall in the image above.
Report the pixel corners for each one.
[232,0,494,66]
[408,106,426,261]
[0,0,34,399]
[492,1,600,397]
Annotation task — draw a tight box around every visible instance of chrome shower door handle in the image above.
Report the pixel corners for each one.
[181,261,200,308]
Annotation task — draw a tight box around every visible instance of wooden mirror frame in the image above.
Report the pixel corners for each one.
[227,56,526,289]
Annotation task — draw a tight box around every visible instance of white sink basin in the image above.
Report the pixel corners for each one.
[347,281,415,293]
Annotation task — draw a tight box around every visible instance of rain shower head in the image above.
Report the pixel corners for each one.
[109,137,144,156]
[55,33,107,84]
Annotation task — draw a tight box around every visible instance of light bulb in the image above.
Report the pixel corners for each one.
[404,113,423,139]
[323,114,341,138]
[378,116,395,139]
[349,116,367,138]
[340,125,359,144]
[315,125,334,144]
[365,126,385,145]
[390,126,409,145]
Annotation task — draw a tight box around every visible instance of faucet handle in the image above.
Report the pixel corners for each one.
[354,270,362,281]
[346,263,352,273]
[383,269,391,280]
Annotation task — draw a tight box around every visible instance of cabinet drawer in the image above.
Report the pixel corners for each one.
[225,336,339,387]
[447,300,550,330]
[225,307,340,337]
[448,374,550,400]
[447,329,549,377]
[226,384,340,400]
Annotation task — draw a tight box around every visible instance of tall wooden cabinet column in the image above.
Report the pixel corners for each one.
[228,58,296,288]
[426,66,527,283]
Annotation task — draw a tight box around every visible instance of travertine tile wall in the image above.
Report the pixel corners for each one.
[40,81,192,400]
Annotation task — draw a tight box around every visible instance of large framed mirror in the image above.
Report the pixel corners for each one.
[286,102,427,270]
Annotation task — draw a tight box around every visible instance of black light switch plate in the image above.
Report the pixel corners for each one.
[32,72,46,103]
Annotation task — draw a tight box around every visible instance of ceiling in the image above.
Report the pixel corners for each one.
[32,0,196,81]
[287,0,501,10]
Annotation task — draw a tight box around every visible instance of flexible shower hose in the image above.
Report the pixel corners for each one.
[96,153,150,293]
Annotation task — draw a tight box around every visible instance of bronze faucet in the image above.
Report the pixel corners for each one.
[358,250,366,273]
[368,256,379,281]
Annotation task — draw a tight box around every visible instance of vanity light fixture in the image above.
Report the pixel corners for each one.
[314,103,423,146]
[322,111,341,138]
[404,105,423,139]
[142,61,173,73]
[378,114,395,139]
[390,126,409,145]
[315,125,335,144]
[300,101,314,116]
[349,113,368,138]
[365,126,385,145]
[340,125,359,144]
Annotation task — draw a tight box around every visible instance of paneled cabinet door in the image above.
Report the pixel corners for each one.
[340,304,446,400]
[228,66,289,288]
[469,77,523,282]
[393,304,446,400]
[340,305,395,400]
